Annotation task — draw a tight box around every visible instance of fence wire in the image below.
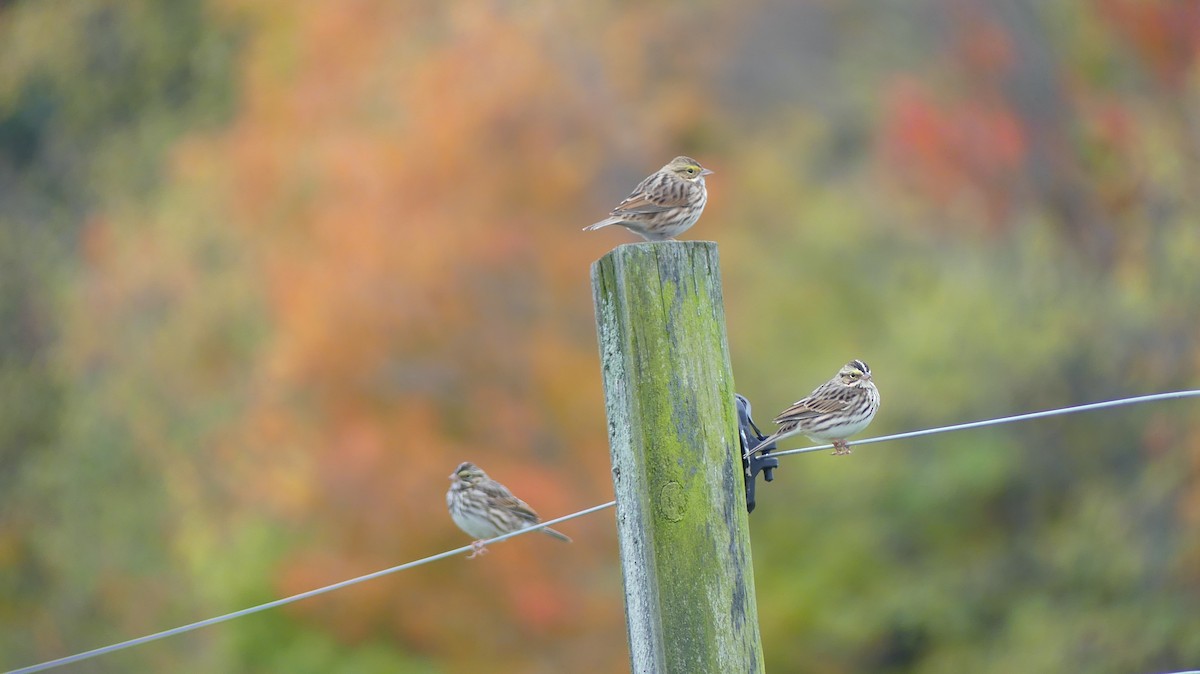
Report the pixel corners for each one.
[6,390,1199,674]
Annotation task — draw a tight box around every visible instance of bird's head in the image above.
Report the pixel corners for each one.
[665,156,713,181]
[837,359,873,387]
[450,461,488,485]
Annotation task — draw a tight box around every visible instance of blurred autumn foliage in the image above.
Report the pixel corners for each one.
[2,1,1199,673]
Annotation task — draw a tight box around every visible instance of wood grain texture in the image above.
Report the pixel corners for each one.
[591,241,764,674]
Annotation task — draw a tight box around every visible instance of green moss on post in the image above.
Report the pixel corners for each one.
[591,241,764,674]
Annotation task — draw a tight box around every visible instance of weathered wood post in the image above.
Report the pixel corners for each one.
[591,241,764,673]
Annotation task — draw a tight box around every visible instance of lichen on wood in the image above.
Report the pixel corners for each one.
[591,241,764,674]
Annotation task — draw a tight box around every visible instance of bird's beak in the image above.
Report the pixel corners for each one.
[700,168,714,176]
[448,471,456,479]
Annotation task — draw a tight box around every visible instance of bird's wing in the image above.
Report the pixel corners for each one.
[773,384,850,423]
[610,175,689,215]
[480,481,540,522]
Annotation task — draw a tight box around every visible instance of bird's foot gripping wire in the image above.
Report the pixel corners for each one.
[736,394,780,514]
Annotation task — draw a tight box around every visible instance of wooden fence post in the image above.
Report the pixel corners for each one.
[591,241,764,673]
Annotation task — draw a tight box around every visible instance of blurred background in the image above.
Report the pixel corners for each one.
[2,0,1199,672]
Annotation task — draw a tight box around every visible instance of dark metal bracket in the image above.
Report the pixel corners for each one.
[736,393,779,514]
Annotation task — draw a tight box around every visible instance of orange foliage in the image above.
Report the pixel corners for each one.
[183,1,733,670]
[1099,0,1200,92]
[878,77,1026,230]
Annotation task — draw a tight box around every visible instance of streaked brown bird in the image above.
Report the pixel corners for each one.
[749,360,880,456]
[583,156,713,241]
[447,461,571,558]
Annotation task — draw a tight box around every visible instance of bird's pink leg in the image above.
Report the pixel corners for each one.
[467,540,489,559]
[832,440,852,456]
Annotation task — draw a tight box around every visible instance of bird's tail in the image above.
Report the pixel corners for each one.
[582,217,617,232]
[745,431,781,459]
[541,526,572,543]
[744,429,772,455]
